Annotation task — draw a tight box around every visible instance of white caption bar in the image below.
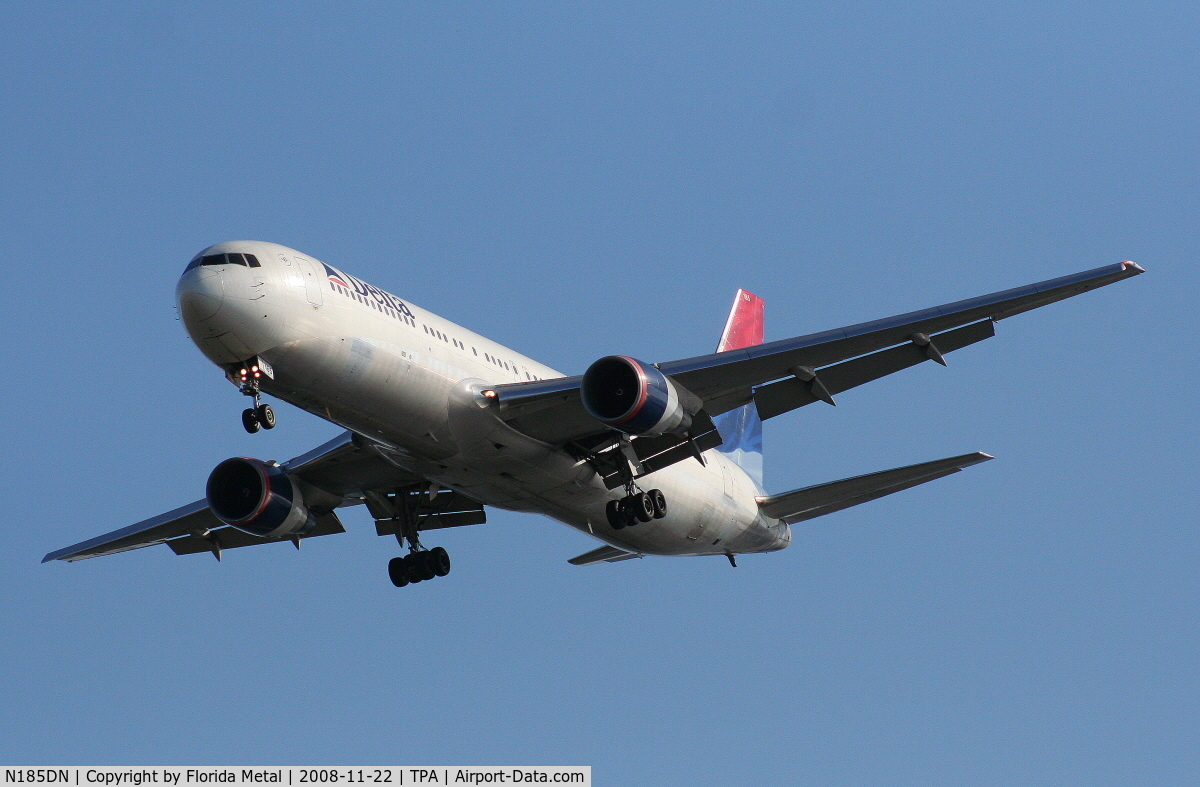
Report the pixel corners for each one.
[2,769,590,787]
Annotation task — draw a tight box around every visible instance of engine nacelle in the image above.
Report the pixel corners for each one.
[206,457,318,538]
[581,355,695,435]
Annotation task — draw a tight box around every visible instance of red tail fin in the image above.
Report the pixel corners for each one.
[716,289,765,352]
[713,289,765,490]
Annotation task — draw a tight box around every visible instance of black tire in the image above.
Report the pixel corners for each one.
[632,492,655,523]
[606,499,625,529]
[256,404,276,429]
[388,557,409,587]
[241,408,260,433]
[649,488,667,519]
[402,553,425,583]
[428,546,451,577]
[412,552,436,582]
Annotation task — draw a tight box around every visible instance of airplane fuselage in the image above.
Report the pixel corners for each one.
[177,241,792,558]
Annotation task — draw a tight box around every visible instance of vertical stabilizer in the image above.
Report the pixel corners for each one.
[712,289,765,490]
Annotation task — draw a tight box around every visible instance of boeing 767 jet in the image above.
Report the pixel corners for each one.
[44,243,1143,587]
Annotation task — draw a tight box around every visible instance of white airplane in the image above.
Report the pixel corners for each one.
[44,242,1144,586]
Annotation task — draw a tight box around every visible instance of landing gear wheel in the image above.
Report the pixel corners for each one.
[428,546,451,577]
[606,499,625,530]
[631,492,655,523]
[241,408,260,433]
[402,553,425,583]
[256,404,276,429]
[648,488,667,519]
[418,553,437,581]
[388,557,409,587]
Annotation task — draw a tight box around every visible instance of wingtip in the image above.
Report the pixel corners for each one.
[1120,261,1145,274]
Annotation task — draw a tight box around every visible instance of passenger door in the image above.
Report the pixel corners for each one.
[293,255,324,307]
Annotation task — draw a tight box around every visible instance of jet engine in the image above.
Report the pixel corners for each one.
[206,457,319,538]
[581,355,698,435]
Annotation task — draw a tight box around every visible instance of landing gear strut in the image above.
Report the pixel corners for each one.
[232,360,276,433]
[606,487,668,530]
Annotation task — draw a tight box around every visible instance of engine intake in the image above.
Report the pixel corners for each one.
[581,355,695,435]
[206,457,317,538]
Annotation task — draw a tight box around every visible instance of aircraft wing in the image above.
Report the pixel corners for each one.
[756,451,994,524]
[43,431,431,563]
[490,262,1144,450]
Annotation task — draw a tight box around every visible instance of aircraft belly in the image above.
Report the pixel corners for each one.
[476,450,790,558]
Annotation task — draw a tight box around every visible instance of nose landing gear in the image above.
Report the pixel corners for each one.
[606,488,668,530]
[241,404,275,433]
[230,358,277,433]
[241,403,276,434]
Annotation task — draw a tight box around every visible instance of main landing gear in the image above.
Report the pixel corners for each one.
[606,488,667,530]
[382,486,452,588]
[232,360,276,434]
[388,546,451,587]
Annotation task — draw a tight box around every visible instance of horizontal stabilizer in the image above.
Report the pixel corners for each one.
[756,451,993,524]
[568,544,641,566]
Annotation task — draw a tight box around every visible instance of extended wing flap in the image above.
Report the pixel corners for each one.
[757,451,993,524]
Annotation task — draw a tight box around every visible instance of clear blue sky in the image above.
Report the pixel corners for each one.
[2,3,1196,784]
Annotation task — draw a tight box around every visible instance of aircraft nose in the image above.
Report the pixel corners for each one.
[177,265,224,325]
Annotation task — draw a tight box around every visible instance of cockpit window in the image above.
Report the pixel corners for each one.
[184,252,261,272]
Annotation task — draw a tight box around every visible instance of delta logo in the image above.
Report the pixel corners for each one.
[322,263,350,288]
